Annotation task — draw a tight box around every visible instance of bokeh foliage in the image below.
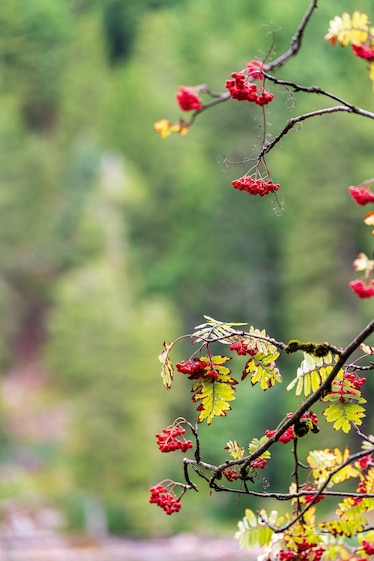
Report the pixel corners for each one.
[0,0,372,536]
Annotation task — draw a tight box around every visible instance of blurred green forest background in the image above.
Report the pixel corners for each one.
[0,0,372,539]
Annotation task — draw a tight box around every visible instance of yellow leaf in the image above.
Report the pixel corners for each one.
[325,12,370,47]
[154,118,189,138]
[350,11,370,45]
[325,13,352,46]
[226,440,245,459]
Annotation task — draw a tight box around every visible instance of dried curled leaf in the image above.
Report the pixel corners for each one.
[159,341,174,389]
[193,315,248,344]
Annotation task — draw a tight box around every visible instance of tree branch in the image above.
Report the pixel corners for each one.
[266,0,319,71]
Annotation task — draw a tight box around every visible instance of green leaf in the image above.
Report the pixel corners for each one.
[235,508,276,549]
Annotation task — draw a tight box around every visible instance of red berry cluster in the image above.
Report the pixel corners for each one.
[279,547,325,561]
[358,453,372,470]
[304,411,319,425]
[303,486,325,504]
[149,483,182,515]
[226,67,274,106]
[352,44,374,61]
[229,339,257,356]
[266,412,318,444]
[247,60,265,79]
[329,371,367,403]
[280,537,325,561]
[175,86,203,111]
[251,457,267,470]
[344,371,367,390]
[350,474,371,507]
[362,540,374,555]
[232,175,280,196]
[156,422,193,453]
[349,278,374,298]
[349,185,374,205]
[176,359,207,379]
[226,73,274,105]
[223,468,239,482]
[176,359,221,380]
[265,426,295,444]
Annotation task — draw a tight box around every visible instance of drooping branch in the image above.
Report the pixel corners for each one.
[258,104,374,159]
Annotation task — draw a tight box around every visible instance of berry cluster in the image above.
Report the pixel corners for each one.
[223,468,239,482]
[279,544,325,561]
[349,184,374,205]
[226,73,274,105]
[362,540,374,555]
[176,359,207,378]
[343,371,367,390]
[280,534,325,561]
[266,426,295,444]
[156,422,193,453]
[349,278,374,298]
[149,483,182,515]
[329,371,367,403]
[357,453,372,470]
[232,175,280,196]
[175,86,203,111]
[303,486,325,504]
[348,182,374,298]
[352,44,374,61]
[229,339,257,356]
[246,59,265,79]
[251,457,267,470]
[266,412,319,444]
[176,359,221,380]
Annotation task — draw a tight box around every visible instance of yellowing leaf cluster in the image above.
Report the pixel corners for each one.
[319,493,374,537]
[242,341,281,391]
[325,12,371,46]
[154,118,189,138]
[225,440,245,459]
[323,402,366,433]
[307,447,360,486]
